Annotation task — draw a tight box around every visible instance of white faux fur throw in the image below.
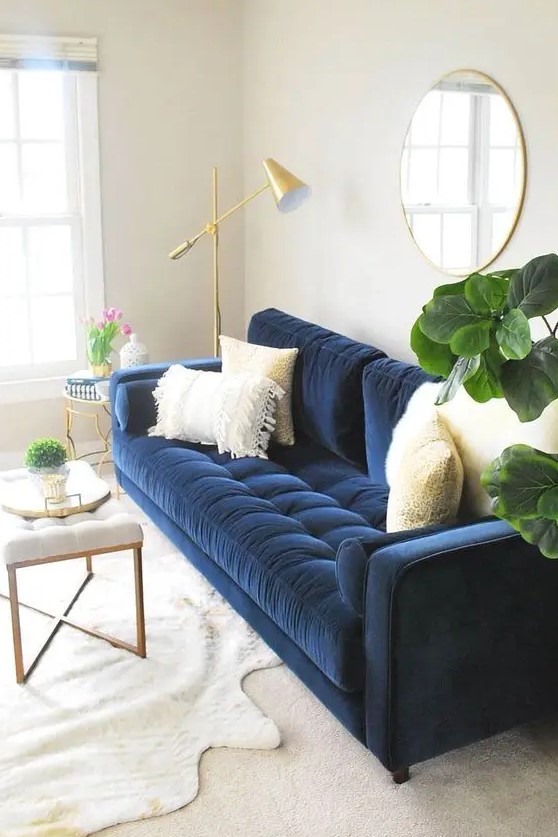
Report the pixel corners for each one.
[386,383,558,518]
[0,505,281,836]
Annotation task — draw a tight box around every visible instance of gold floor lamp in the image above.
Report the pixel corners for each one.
[169,158,310,356]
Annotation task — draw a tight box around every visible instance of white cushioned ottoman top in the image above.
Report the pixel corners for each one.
[0,472,142,566]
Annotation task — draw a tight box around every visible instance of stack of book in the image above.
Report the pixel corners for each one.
[65,370,108,401]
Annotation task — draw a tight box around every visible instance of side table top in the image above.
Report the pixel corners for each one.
[0,461,111,519]
[64,390,110,405]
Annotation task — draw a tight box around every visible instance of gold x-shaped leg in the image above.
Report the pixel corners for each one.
[2,548,146,685]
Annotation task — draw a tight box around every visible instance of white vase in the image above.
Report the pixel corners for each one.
[119,334,149,368]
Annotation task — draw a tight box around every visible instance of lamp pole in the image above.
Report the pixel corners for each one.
[212,167,220,357]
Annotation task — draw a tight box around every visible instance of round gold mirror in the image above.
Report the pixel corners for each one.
[401,70,526,276]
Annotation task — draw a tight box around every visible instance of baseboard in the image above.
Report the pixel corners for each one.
[0,441,101,471]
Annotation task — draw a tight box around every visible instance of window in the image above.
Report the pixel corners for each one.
[0,36,102,401]
[401,80,523,274]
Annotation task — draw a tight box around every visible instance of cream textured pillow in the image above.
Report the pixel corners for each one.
[220,335,298,446]
[149,364,284,459]
[387,381,558,518]
[386,414,464,532]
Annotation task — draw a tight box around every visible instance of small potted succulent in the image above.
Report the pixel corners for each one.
[24,438,69,504]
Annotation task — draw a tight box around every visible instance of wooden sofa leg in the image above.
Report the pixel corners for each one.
[390,767,410,784]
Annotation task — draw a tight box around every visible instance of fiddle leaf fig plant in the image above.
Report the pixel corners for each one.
[411,253,558,558]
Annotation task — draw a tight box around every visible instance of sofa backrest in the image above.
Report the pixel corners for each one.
[363,356,438,486]
[248,308,386,469]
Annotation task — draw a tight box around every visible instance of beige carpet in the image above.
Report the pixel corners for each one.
[99,654,558,837]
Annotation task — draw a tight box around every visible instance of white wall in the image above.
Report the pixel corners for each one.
[0,0,244,457]
[243,0,558,359]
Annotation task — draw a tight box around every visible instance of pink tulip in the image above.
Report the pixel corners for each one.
[96,321,104,330]
[121,323,132,336]
[105,308,115,322]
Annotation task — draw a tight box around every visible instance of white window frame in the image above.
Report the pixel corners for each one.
[0,69,104,404]
[403,85,521,275]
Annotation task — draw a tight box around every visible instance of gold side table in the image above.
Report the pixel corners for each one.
[64,391,112,477]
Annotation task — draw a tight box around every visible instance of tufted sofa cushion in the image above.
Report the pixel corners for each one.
[115,433,387,692]
[248,308,386,469]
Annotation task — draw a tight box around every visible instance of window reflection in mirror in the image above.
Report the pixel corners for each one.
[401,70,526,275]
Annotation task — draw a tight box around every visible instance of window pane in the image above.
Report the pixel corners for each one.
[492,210,514,251]
[407,149,438,203]
[28,226,73,294]
[21,142,67,212]
[440,92,470,146]
[0,297,31,366]
[19,71,65,140]
[490,96,518,147]
[0,228,26,294]
[412,213,441,264]
[400,148,409,202]
[0,143,20,212]
[442,213,473,270]
[0,71,15,139]
[438,148,469,203]
[488,148,516,204]
[30,294,76,363]
[409,91,440,145]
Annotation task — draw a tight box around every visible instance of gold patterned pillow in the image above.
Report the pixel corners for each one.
[220,335,298,446]
[386,415,463,532]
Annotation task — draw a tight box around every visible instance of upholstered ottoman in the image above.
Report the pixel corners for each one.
[0,472,145,684]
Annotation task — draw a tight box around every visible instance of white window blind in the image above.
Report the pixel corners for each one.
[0,35,97,72]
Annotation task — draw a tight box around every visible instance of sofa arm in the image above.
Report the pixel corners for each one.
[110,357,221,434]
[362,520,558,771]
[336,523,452,615]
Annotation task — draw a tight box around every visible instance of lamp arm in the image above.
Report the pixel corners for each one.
[212,182,269,227]
[169,182,270,260]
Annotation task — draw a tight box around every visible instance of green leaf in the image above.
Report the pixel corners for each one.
[486,268,518,280]
[516,518,558,559]
[482,445,532,514]
[435,355,480,405]
[464,352,504,402]
[481,445,558,519]
[421,295,483,344]
[433,278,469,298]
[410,316,455,377]
[538,486,558,519]
[450,320,491,358]
[465,273,508,315]
[507,253,558,318]
[495,308,532,360]
[501,336,558,421]
[460,334,505,403]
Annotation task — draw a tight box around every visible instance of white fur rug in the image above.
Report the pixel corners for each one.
[0,506,281,837]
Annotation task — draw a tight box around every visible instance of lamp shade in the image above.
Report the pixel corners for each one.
[262,158,310,213]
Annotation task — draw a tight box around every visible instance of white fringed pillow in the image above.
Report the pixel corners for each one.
[386,414,464,532]
[149,364,284,459]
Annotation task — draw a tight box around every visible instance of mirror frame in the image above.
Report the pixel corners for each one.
[400,68,528,276]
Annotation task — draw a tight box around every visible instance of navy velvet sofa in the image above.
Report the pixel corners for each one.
[110,308,558,782]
